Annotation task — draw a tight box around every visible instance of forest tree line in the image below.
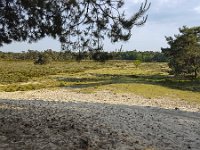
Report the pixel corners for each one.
[0,49,167,63]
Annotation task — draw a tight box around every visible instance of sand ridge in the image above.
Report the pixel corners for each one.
[0,89,200,149]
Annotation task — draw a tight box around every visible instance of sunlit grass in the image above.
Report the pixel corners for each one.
[0,60,199,104]
[106,84,200,103]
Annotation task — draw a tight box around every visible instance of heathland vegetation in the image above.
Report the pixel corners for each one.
[0,0,199,104]
[0,25,199,105]
[0,59,199,104]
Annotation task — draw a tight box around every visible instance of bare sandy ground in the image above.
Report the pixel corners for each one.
[0,89,200,150]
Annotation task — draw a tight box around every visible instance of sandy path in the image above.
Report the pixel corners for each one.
[0,89,200,150]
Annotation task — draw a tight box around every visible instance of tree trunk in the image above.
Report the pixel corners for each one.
[194,67,199,78]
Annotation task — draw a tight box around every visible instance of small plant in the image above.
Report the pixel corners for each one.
[133,60,142,68]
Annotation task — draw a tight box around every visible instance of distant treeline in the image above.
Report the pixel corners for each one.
[0,49,167,62]
[110,50,167,62]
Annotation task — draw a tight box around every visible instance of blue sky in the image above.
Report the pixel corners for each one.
[0,0,200,52]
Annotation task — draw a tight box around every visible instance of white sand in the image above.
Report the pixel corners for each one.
[0,89,200,150]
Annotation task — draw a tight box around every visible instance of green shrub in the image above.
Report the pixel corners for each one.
[91,51,112,63]
[133,60,142,68]
[34,53,52,65]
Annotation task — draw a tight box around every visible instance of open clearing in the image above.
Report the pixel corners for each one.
[0,61,200,149]
[0,61,200,104]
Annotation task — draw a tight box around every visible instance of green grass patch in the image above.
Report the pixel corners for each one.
[0,60,199,104]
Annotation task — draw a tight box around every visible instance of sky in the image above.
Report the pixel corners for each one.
[0,0,200,52]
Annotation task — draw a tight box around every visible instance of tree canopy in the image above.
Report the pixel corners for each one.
[0,0,150,51]
[162,26,200,78]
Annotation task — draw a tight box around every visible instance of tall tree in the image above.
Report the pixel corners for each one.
[0,0,150,51]
[162,26,200,78]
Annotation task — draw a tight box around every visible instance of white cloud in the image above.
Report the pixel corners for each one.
[194,6,200,14]
[155,0,185,10]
